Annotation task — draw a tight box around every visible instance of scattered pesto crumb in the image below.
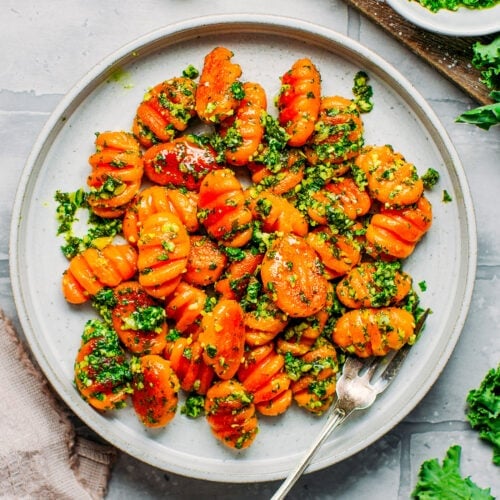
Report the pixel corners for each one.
[182,64,199,79]
[352,71,373,113]
[442,190,453,203]
[107,67,134,89]
[181,394,206,418]
[421,168,440,190]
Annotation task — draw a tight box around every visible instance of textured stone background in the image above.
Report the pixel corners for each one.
[1,1,499,498]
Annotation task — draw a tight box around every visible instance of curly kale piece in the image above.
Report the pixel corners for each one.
[466,365,500,465]
[412,445,494,499]
[456,37,500,130]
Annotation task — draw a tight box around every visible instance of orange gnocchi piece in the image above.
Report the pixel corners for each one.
[87,131,143,218]
[205,379,259,450]
[195,46,242,124]
[131,354,180,428]
[221,82,267,166]
[198,299,246,380]
[355,145,424,206]
[62,244,138,304]
[137,211,190,299]
[132,77,197,148]
[261,233,328,318]
[332,307,416,357]
[277,58,321,147]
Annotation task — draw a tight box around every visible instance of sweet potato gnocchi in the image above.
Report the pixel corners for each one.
[57,46,433,450]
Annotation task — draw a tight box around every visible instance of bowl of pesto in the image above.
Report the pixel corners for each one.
[386,0,500,36]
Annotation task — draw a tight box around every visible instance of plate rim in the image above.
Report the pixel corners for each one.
[9,13,478,482]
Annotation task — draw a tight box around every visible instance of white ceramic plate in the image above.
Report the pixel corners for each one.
[386,0,500,36]
[10,14,477,482]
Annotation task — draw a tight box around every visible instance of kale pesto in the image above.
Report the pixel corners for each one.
[122,305,166,332]
[55,188,122,259]
[181,394,206,418]
[415,0,498,12]
[352,71,374,113]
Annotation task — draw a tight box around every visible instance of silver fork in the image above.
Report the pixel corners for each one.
[271,309,430,500]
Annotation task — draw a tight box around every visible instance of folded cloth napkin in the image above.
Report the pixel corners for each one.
[0,308,116,499]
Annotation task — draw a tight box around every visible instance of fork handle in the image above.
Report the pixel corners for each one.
[270,407,352,500]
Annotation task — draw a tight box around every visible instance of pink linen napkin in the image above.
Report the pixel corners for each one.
[0,308,116,499]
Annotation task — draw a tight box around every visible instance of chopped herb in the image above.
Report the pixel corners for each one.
[443,190,453,203]
[209,126,243,163]
[205,344,218,358]
[284,352,304,381]
[418,280,427,292]
[181,393,206,418]
[230,81,245,100]
[204,296,217,313]
[240,279,262,311]
[182,64,199,79]
[255,197,273,218]
[325,206,355,234]
[222,246,246,261]
[91,176,124,199]
[167,329,181,342]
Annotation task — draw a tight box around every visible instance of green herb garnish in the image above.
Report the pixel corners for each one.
[352,71,373,113]
[181,394,206,418]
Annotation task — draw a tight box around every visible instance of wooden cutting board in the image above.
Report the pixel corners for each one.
[344,0,496,104]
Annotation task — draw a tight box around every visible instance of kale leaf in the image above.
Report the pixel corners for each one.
[466,364,500,465]
[472,37,500,91]
[456,37,500,130]
[412,445,494,499]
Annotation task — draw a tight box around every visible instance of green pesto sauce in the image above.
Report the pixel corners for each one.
[122,305,166,332]
[77,320,132,389]
[369,261,403,307]
[253,113,289,171]
[421,168,440,190]
[92,288,117,325]
[442,190,453,203]
[107,67,134,89]
[209,126,244,163]
[55,189,122,259]
[283,350,338,382]
[181,394,206,418]
[182,64,199,79]
[352,71,373,113]
[416,0,498,11]
[230,81,245,100]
